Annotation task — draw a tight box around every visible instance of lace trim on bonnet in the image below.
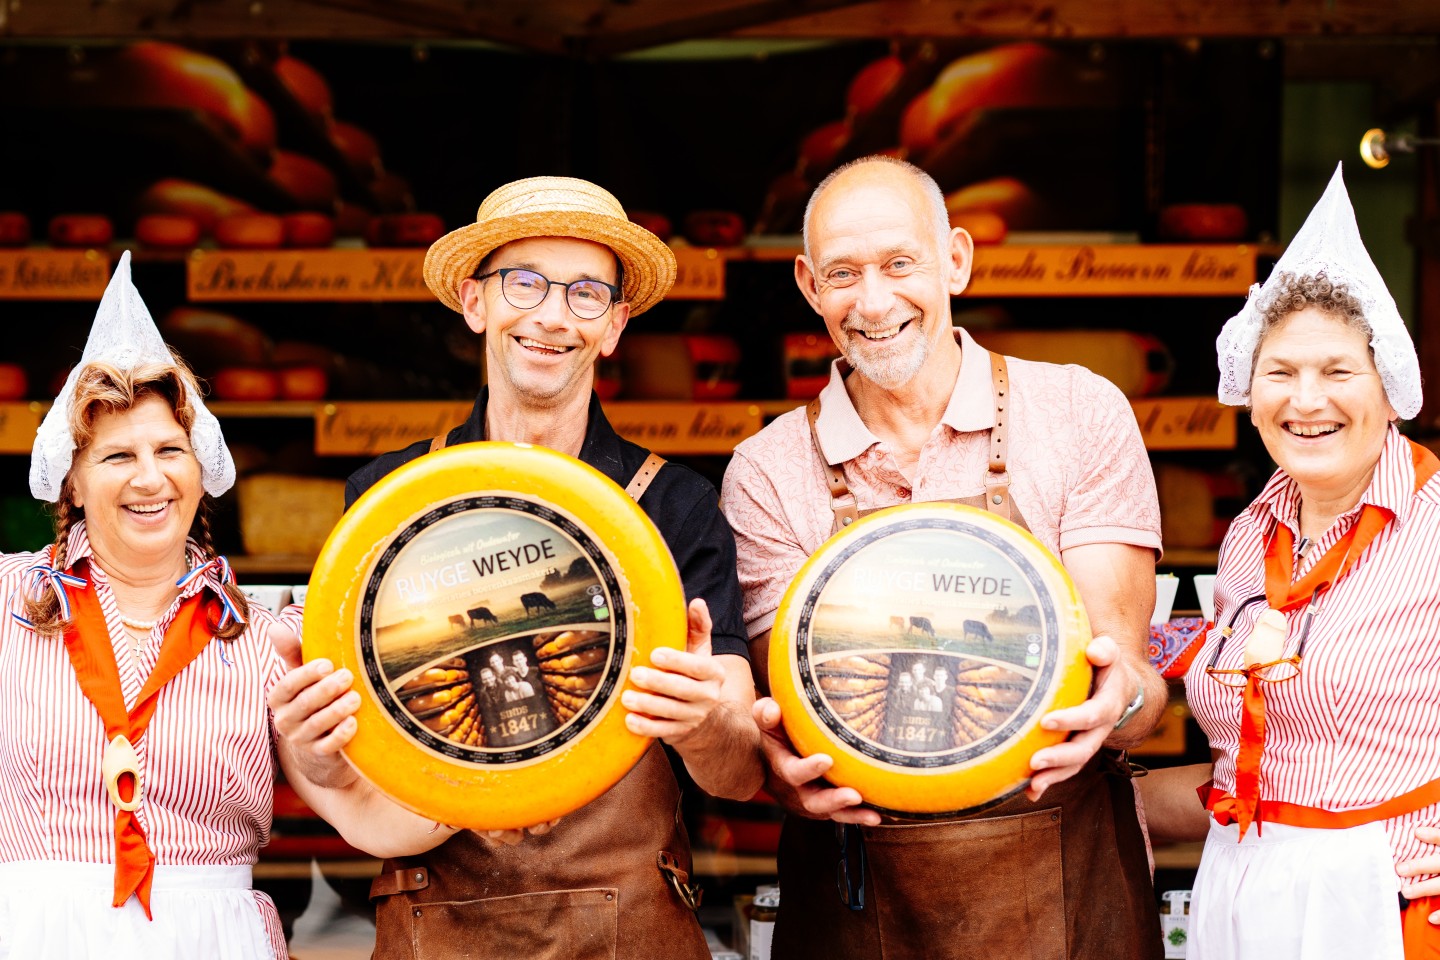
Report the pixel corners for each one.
[28,250,235,502]
[1215,162,1421,420]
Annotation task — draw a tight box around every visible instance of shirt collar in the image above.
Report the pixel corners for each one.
[1248,423,1416,530]
[464,385,625,486]
[811,327,993,465]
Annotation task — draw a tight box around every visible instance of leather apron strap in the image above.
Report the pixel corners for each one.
[625,453,667,503]
[808,349,1016,535]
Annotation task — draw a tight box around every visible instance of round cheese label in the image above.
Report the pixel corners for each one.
[304,442,687,830]
[364,496,625,763]
[771,503,1092,817]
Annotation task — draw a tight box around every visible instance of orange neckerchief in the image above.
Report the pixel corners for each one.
[1228,440,1440,840]
[62,559,214,919]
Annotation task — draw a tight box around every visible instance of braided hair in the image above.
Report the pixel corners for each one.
[22,359,250,640]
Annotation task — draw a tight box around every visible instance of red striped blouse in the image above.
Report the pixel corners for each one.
[0,522,288,872]
[1186,426,1440,877]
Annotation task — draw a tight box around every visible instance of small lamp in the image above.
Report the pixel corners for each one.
[1360,128,1440,169]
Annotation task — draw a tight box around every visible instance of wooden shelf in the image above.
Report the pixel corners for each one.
[211,400,320,419]
[253,849,776,881]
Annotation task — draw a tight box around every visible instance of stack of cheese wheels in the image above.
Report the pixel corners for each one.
[770,503,1092,817]
[304,442,687,830]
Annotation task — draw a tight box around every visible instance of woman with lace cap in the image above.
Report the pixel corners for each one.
[1139,164,1440,959]
[0,252,302,958]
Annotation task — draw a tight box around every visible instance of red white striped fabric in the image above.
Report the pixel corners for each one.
[0,522,289,951]
[1186,426,1440,878]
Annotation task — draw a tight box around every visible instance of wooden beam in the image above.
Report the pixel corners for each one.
[0,0,436,40]
[572,0,875,58]
[731,0,1440,39]
[292,0,564,54]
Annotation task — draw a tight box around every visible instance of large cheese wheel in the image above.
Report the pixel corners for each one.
[135,179,255,234]
[47,214,114,248]
[303,442,688,830]
[214,213,285,249]
[0,212,31,247]
[104,42,276,157]
[900,43,1081,156]
[770,503,1092,817]
[846,55,905,117]
[269,150,339,211]
[274,55,333,121]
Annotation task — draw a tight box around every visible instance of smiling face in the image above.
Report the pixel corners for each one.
[68,393,201,574]
[1249,306,1396,504]
[457,236,629,407]
[797,161,972,392]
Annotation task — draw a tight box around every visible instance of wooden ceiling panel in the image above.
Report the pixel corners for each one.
[3,0,1438,50]
[730,0,1440,40]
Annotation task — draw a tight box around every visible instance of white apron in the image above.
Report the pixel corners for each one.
[0,861,280,960]
[1191,818,1403,960]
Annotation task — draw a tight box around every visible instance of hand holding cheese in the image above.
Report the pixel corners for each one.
[1026,634,1138,800]
[269,657,362,790]
[625,598,763,800]
[752,695,882,827]
[623,599,723,742]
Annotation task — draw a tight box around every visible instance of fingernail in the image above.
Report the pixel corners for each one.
[1032,758,1049,770]
[314,659,333,674]
[620,692,636,708]
[1041,719,1058,730]
[334,668,353,684]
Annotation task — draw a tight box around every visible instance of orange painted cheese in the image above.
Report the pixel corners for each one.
[770,503,1092,816]
[303,441,687,830]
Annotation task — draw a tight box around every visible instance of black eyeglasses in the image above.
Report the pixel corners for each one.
[474,267,620,320]
[1204,583,1329,687]
[835,823,866,911]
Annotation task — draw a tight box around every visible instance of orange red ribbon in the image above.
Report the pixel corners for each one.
[1228,441,1440,840]
[61,559,214,919]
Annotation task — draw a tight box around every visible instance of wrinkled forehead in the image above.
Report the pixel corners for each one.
[809,175,935,257]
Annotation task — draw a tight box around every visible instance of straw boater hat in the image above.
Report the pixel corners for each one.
[423,176,677,317]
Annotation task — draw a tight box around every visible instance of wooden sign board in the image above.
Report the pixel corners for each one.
[0,250,110,299]
[606,402,761,454]
[314,402,473,456]
[312,401,767,457]
[0,403,42,454]
[670,247,725,300]
[1131,397,1236,450]
[188,250,431,301]
[968,245,1255,296]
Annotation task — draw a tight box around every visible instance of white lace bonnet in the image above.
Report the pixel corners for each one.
[1215,162,1421,420]
[29,250,236,502]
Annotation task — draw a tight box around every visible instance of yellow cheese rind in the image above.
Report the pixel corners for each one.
[304,441,687,830]
[770,502,1092,816]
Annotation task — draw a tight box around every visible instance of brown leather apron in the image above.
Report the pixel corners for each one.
[369,448,709,960]
[775,352,1161,960]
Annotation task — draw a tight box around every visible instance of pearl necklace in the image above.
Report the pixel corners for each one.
[118,613,158,632]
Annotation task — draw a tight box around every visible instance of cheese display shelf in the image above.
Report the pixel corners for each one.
[193,396,1234,460]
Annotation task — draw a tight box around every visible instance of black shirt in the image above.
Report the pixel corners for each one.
[344,387,749,659]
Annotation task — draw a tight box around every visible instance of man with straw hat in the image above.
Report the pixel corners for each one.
[269,177,762,959]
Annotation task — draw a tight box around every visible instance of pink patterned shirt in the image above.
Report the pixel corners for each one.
[720,327,1162,638]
